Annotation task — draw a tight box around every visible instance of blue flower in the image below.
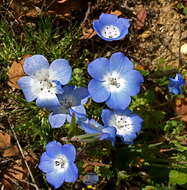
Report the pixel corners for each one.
[78,119,116,145]
[93,13,130,41]
[48,86,89,128]
[18,55,72,108]
[168,73,185,95]
[88,52,144,110]
[38,141,78,189]
[101,109,143,144]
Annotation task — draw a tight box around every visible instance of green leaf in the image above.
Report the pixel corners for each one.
[183,7,187,16]
[169,170,187,185]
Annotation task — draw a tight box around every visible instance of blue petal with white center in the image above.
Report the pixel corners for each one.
[23,55,49,76]
[93,13,130,41]
[19,55,72,109]
[38,141,78,189]
[48,86,89,128]
[101,109,143,144]
[168,73,185,95]
[88,52,144,110]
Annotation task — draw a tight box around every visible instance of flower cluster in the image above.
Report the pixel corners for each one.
[17,12,185,189]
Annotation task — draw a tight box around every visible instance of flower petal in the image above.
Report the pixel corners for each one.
[71,105,87,119]
[88,79,110,103]
[61,144,76,162]
[101,109,113,126]
[38,152,54,173]
[99,13,118,25]
[46,141,63,158]
[49,59,72,85]
[64,163,78,183]
[106,91,131,110]
[18,76,41,102]
[73,87,89,105]
[88,58,109,81]
[36,91,60,108]
[48,113,67,128]
[109,52,133,73]
[23,55,49,76]
[46,171,65,189]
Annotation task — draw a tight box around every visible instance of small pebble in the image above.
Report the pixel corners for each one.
[180,44,187,55]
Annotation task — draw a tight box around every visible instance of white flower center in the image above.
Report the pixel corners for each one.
[103,72,125,92]
[110,114,133,136]
[101,25,120,39]
[54,155,68,172]
[32,69,56,94]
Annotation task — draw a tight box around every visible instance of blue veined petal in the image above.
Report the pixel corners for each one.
[64,163,78,183]
[101,109,113,126]
[100,127,116,145]
[109,52,133,73]
[122,70,144,83]
[115,18,130,39]
[46,170,65,189]
[18,76,41,102]
[72,87,89,105]
[121,133,137,144]
[49,59,72,85]
[23,55,49,76]
[88,79,110,103]
[38,152,54,173]
[120,70,144,96]
[36,91,60,108]
[93,20,108,40]
[88,58,109,81]
[117,18,130,30]
[106,91,131,110]
[71,105,86,118]
[46,141,63,158]
[48,113,67,128]
[99,13,118,25]
[79,119,102,134]
[61,144,76,162]
[65,114,71,123]
[130,115,143,125]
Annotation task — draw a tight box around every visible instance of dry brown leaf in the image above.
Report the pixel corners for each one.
[81,27,96,39]
[3,160,27,190]
[0,132,11,149]
[175,98,187,122]
[135,7,147,30]
[8,55,31,89]
[57,0,69,3]
[3,145,19,157]
[0,132,19,157]
[110,10,122,17]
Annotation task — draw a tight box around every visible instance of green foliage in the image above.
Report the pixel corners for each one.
[177,2,187,16]
[169,170,187,185]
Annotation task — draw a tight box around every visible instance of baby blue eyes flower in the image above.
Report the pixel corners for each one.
[18,55,72,108]
[168,73,185,95]
[88,52,144,110]
[38,141,78,189]
[78,119,116,145]
[101,109,143,144]
[48,86,89,128]
[93,13,130,41]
